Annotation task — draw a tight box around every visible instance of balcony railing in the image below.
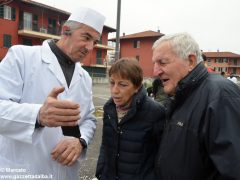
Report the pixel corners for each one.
[227,64,240,68]
[19,20,61,36]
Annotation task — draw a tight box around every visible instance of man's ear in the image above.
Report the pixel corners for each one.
[62,25,71,36]
[188,54,197,71]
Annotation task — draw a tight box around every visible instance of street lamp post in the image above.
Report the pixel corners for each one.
[115,0,121,61]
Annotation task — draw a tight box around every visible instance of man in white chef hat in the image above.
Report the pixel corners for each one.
[0,7,105,180]
[59,6,106,62]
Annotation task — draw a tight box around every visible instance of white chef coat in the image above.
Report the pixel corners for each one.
[0,40,97,180]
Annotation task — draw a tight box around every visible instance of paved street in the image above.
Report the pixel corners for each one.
[79,83,110,180]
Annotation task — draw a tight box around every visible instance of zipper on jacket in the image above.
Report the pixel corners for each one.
[115,123,121,179]
[107,112,120,179]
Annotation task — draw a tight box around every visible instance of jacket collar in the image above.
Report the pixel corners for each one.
[166,63,208,118]
[175,63,208,100]
[104,86,147,129]
[41,40,83,88]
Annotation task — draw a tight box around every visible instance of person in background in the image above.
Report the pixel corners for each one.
[152,77,168,106]
[95,58,165,180]
[227,73,238,83]
[152,32,240,180]
[220,71,226,77]
[0,7,105,180]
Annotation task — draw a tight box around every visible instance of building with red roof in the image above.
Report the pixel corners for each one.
[110,30,164,77]
[203,51,240,76]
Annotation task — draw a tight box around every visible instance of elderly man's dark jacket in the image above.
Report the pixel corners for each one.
[156,63,240,180]
[96,86,165,180]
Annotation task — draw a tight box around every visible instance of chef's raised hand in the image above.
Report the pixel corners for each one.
[38,86,80,127]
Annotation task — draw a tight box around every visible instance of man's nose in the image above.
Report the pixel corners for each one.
[153,63,163,76]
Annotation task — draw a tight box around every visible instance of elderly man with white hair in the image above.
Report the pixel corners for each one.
[152,32,240,180]
[0,7,105,180]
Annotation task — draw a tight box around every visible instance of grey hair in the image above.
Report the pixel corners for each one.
[62,20,84,34]
[152,32,203,64]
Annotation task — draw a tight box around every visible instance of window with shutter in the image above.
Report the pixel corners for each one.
[133,40,140,48]
[4,5,11,20]
[96,50,102,64]
[33,14,38,31]
[0,5,4,18]
[11,7,15,21]
[23,12,32,30]
[3,34,12,48]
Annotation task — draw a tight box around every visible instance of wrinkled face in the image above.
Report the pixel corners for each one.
[62,25,100,62]
[152,42,192,95]
[110,74,139,107]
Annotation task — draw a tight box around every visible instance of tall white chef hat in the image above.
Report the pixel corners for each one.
[68,7,106,34]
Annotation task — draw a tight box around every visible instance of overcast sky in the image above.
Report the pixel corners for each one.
[36,0,240,54]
